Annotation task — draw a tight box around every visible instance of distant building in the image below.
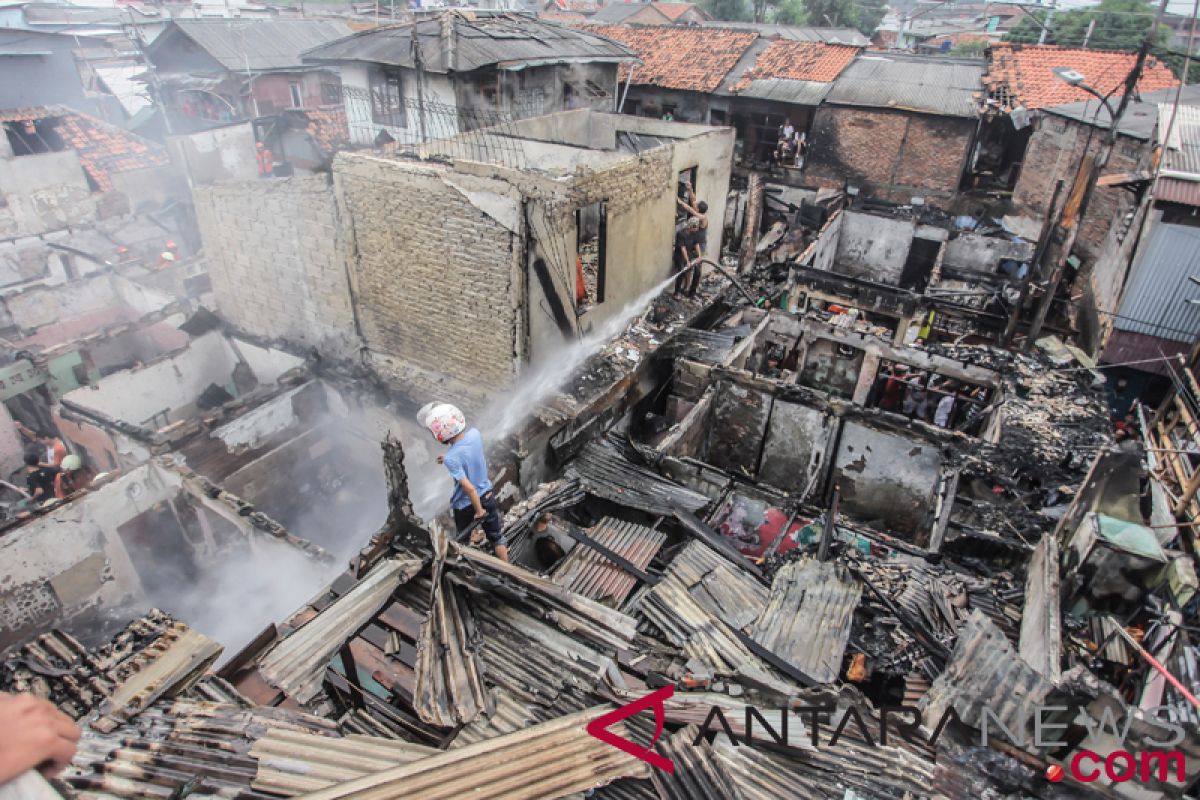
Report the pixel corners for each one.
[0,29,112,117]
[303,12,635,147]
[143,19,354,131]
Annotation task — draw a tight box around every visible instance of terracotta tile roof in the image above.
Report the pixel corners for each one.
[0,106,169,191]
[986,43,1178,110]
[731,40,860,92]
[304,105,350,154]
[580,24,758,92]
[654,2,699,20]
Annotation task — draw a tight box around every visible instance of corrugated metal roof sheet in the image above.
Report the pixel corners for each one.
[919,610,1055,737]
[1100,329,1191,376]
[550,516,666,605]
[257,558,425,705]
[1159,102,1200,207]
[565,435,712,516]
[735,77,833,105]
[1114,222,1200,342]
[252,728,438,795]
[694,21,869,45]
[750,559,860,684]
[295,708,650,800]
[66,698,341,798]
[166,19,355,71]
[305,13,634,73]
[824,53,984,118]
[413,537,492,728]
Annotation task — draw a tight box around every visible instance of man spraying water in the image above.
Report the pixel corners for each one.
[419,402,509,562]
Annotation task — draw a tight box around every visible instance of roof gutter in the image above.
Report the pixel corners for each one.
[497,55,637,70]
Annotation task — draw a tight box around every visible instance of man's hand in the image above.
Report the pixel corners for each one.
[473,505,486,520]
[436,455,445,465]
[0,693,80,784]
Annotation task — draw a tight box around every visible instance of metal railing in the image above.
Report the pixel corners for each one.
[338,84,528,170]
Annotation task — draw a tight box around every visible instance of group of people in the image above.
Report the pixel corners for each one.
[16,424,93,506]
[673,182,709,298]
[774,119,807,168]
[870,364,987,432]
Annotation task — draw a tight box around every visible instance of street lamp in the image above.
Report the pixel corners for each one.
[1052,67,1117,121]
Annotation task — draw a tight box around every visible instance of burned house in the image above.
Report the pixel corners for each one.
[142,19,354,131]
[302,13,636,148]
[803,53,985,203]
[190,108,733,405]
[0,458,331,654]
[777,201,1036,344]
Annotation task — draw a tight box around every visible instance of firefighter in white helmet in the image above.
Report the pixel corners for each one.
[421,403,508,562]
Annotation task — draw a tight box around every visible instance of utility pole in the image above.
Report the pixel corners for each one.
[1038,0,1055,44]
[1023,0,1171,349]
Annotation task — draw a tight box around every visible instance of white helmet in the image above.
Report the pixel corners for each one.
[424,403,466,443]
[416,402,439,429]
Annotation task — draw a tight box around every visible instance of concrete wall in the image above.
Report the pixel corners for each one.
[336,152,523,398]
[0,150,96,240]
[834,211,916,285]
[806,106,976,204]
[169,123,258,186]
[802,209,843,273]
[758,399,833,494]
[941,231,1034,276]
[528,125,734,362]
[832,420,943,539]
[193,174,357,353]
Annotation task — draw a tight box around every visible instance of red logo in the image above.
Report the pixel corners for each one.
[586,686,676,773]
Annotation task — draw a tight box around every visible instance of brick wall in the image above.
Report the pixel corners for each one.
[334,154,521,397]
[806,106,975,202]
[193,175,357,354]
[1011,113,1146,260]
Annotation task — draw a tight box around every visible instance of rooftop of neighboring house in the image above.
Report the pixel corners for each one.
[729,39,861,91]
[304,12,635,73]
[579,23,759,92]
[824,51,985,118]
[1159,102,1200,208]
[589,1,671,24]
[0,105,170,191]
[1042,83,1200,141]
[985,43,1179,110]
[147,18,355,73]
[691,20,870,46]
[655,2,709,21]
[0,26,108,52]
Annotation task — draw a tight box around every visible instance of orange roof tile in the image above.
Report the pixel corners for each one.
[731,40,860,92]
[986,43,1178,110]
[305,105,350,154]
[2,106,170,191]
[581,24,758,93]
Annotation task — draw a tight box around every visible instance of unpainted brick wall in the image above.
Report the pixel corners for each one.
[193,175,356,352]
[806,106,975,201]
[1011,114,1145,260]
[335,155,520,394]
